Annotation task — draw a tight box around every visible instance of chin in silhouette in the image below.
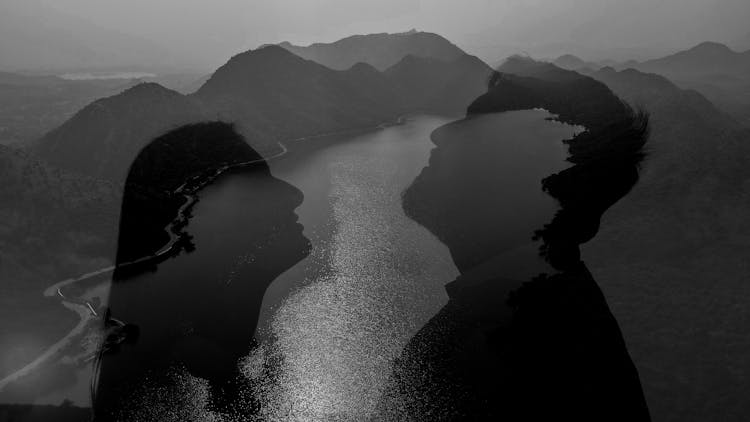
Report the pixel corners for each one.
[93,122,310,421]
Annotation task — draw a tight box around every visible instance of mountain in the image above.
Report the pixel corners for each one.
[0,145,120,284]
[576,66,750,421]
[193,45,404,151]
[628,42,750,125]
[583,67,737,130]
[35,83,205,181]
[0,71,135,145]
[469,56,631,129]
[0,144,119,381]
[277,30,467,71]
[636,41,750,77]
[384,53,493,114]
[33,33,494,183]
[0,71,60,86]
[553,54,601,71]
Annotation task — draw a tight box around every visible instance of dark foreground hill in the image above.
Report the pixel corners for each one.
[0,144,119,385]
[579,66,750,421]
[385,53,492,114]
[277,30,467,70]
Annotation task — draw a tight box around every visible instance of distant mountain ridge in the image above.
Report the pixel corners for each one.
[553,54,601,71]
[35,83,205,181]
[0,1,179,72]
[636,41,750,77]
[35,40,492,182]
[193,45,404,149]
[549,42,750,126]
[276,30,467,70]
[470,56,631,130]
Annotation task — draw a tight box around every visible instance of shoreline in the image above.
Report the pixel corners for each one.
[0,112,420,394]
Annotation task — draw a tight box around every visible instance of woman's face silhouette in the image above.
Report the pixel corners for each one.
[94,125,310,420]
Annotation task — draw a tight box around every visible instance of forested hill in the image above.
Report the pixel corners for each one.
[115,122,264,263]
[468,56,632,130]
[277,30,467,71]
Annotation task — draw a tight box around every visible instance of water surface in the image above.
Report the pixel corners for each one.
[3,110,581,419]
[245,110,579,420]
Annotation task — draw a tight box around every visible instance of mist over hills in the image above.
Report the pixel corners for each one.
[567,66,750,421]
[551,42,750,127]
[276,30,467,71]
[632,42,750,126]
[193,45,404,152]
[0,73,137,146]
[636,42,750,77]
[552,54,593,71]
[0,2,181,73]
[35,83,206,182]
[5,24,750,420]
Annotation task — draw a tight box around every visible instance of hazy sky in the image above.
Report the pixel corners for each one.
[3,0,750,71]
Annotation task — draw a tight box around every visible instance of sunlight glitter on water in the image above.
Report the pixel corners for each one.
[249,123,460,421]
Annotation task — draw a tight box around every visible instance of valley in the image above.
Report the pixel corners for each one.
[1,24,750,422]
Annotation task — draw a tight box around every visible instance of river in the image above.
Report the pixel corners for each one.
[2,110,579,419]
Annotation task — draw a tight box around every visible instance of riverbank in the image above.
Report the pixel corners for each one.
[0,112,426,401]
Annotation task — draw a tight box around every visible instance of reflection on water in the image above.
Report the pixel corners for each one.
[245,111,579,420]
[54,111,599,420]
[248,116,460,419]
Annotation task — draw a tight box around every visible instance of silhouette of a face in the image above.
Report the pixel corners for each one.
[94,123,310,420]
[403,110,575,275]
[394,107,650,421]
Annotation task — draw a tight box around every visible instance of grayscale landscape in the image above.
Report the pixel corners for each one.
[1,1,750,421]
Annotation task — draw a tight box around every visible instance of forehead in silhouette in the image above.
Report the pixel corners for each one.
[114,121,304,264]
[96,122,310,418]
